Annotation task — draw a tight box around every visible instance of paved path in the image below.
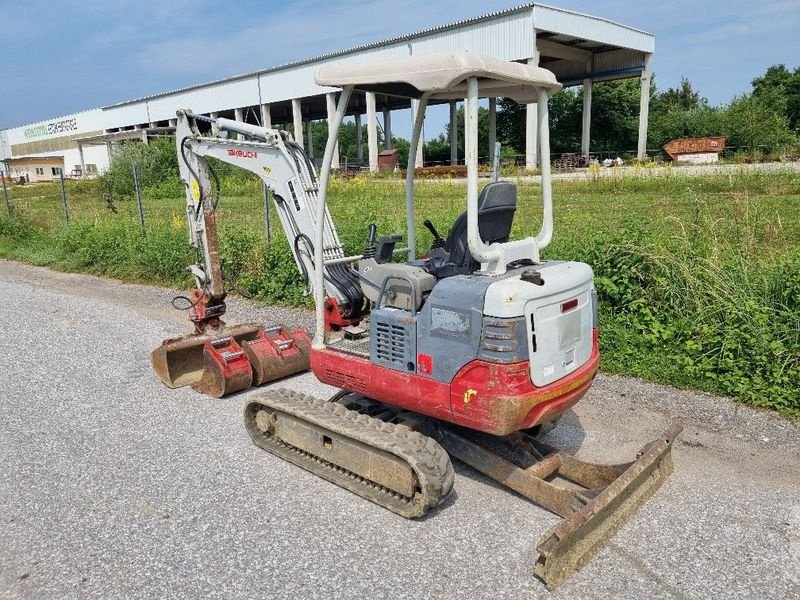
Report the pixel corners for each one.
[1,261,798,599]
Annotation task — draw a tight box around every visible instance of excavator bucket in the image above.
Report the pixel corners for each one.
[432,421,682,590]
[150,323,311,397]
[240,325,312,386]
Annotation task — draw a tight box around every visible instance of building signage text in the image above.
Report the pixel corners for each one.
[24,118,79,139]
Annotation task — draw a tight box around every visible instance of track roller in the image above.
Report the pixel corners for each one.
[244,390,454,518]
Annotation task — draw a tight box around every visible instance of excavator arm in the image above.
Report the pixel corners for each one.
[152,108,375,397]
[174,109,364,320]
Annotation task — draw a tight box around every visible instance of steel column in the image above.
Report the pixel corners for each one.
[260,103,272,129]
[355,113,363,161]
[637,53,653,160]
[234,108,244,140]
[581,64,592,156]
[366,92,378,172]
[525,42,541,170]
[326,92,340,168]
[292,98,304,148]
[383,105,392,150]
[450,101,458,166]
[488,98,497,163]
[411,99,424,168]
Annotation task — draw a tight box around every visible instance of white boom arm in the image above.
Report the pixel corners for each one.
[174,109,363,314]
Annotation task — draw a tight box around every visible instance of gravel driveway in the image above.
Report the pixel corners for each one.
[1,261,798,599]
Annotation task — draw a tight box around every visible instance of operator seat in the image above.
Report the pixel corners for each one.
[432,181,517,277]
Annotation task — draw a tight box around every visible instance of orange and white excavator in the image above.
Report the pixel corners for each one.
[152,52,680,589]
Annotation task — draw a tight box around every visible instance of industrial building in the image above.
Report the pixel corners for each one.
[0,3,654,181]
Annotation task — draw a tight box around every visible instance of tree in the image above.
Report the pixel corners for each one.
[648,106,725,149]
[654,77,705,112]
[496,97,525,155]
[445,105,491,161]
[589,78,649,152]
[423,134,451,164]
[496,88,582,155]
[724,93,796,149]
[391,137,410,167]
[751,64,800,131]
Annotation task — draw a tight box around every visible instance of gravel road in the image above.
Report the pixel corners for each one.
[1,261,798,600]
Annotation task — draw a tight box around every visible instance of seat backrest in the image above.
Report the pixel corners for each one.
[445,181,517,271]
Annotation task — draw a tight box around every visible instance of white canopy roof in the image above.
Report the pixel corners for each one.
[315,52,561,103]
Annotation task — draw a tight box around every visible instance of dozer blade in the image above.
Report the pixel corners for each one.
[244,390,454,518]
[432,421,682,590]
[151,323,311,396]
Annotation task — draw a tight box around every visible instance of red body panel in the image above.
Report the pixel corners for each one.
[311,329,600,436]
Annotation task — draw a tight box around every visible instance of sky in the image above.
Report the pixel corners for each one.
[1,0,798,136]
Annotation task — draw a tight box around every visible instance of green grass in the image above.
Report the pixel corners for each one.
[1,168,798,416]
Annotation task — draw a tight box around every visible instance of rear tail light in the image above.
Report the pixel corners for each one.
[561,298,578,312]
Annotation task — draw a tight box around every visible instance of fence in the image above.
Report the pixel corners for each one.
[0,164,277,237]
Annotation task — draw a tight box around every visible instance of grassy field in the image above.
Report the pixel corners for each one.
[1,168,798,415]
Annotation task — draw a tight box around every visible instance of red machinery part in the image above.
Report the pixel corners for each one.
[311,329,600,436]
[241,326,312,386]
[192,336,253,398]
[323,297,362,331]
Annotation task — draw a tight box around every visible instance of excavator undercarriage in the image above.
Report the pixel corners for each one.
[244,389,681,589]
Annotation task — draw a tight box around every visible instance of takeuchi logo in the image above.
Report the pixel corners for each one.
[24,118,78,139]
[227,149,258,159]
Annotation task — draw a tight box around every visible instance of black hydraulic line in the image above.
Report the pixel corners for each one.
[293,233,345,297]
[330,262,364,319]
[293,233,364,319]
[334,262,365,316]
[171,278,209,311]
[284,143,307,185]
[286,141,318,186]
[206,159,222,210]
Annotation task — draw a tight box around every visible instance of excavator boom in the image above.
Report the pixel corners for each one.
[150,109,364,396]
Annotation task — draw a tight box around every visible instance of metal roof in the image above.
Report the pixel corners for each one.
[102,2,652,110]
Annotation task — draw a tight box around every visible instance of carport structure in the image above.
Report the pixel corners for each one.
[101,3,654,170]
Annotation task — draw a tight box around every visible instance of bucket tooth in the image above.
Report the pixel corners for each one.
[240,326,311,385]
[192,336,253,398]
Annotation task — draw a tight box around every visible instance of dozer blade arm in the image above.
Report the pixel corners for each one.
[432,421,683,590]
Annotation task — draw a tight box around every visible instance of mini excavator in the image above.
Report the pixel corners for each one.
[152,52,681,589]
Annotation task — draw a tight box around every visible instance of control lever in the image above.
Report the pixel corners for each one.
[363,223,377,258]
[424,219,446,249]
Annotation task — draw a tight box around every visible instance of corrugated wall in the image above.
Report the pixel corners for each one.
[411,10,534,61]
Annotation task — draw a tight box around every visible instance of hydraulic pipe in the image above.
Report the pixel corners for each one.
[215,117,271,141]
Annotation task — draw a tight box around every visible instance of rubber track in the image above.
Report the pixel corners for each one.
[244,389,454,518]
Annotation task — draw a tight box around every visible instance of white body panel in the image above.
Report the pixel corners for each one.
[483,261,594,387]
[483,261,594,318]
